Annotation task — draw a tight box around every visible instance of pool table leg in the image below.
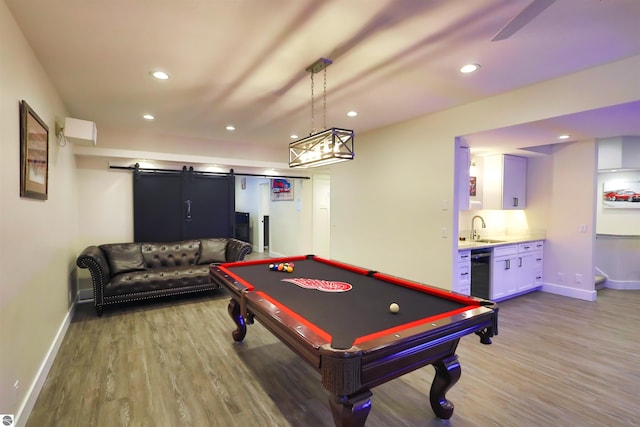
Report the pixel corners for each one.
[328,390,373,427]
[429,354,461,419]
[227,299,247,342]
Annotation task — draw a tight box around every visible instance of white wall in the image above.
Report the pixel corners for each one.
[541,140,598,300]
[595,236,640,288]
[235,175,266,250]
[312,174,331,258]
[268,178,313,257]
[1,2,79,422]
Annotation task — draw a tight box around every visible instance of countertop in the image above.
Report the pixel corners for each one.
[458,235,545,250]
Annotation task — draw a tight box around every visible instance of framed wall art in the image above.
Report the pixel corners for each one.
[469,176,477,196]
[20,100,49,200]
[601,175,640,209]
[271,178,293,201]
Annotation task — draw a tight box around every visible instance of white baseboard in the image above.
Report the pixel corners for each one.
[541,282,597,301]
[605,279,640,290]
[14,302,75,427]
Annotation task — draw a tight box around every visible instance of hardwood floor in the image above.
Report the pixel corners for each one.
[27,286,640,426]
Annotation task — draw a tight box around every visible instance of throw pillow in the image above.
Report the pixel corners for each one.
[99,243,146,275]
[199,238,227,264]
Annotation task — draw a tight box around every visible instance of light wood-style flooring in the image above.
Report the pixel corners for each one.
[27,285,640,426]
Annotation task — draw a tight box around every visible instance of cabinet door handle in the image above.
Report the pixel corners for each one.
[505,259,510,270]
[513,197,518,207]
[518,257,522,267]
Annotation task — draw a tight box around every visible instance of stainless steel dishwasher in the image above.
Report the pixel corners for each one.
[470,248,491,299]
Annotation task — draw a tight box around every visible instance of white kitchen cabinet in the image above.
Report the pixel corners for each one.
[491,245,518,299]
[454,249,471,295]
[456,145,471,211]
[483,154,527,210]
[490,241,544,300]
[518,241,544,291]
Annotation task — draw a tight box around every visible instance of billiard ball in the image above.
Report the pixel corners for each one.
[389,303,400,314]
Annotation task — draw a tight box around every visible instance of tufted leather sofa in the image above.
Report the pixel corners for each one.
[77,238,252,316]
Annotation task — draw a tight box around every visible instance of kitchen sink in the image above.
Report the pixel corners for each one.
[473,239,506,244]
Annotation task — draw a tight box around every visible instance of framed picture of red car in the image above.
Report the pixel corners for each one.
[20,100,49,200]
[271,178,293,201]
[602,176,640,209]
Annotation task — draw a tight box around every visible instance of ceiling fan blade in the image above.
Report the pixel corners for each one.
[491,0,556,41]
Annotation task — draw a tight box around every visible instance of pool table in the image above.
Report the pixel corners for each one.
[210,255,498,426]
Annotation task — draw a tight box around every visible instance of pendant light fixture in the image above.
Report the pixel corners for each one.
[289,58,354,168]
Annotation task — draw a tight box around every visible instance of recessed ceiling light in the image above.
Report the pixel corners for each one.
[150,71,170,80]
[347,111,358,117]
[460,64,480,74]
[558,134,570,140]
[290,134,298,139]
[226,125,236,131]
[143,114,155,120]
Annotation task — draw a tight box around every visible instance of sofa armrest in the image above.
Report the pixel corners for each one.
[226,238,252,262]
[76,246,111,307]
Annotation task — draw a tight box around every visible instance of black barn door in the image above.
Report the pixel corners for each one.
[182,172,234,239]
[133,168,234,242]
[133,172,182,242]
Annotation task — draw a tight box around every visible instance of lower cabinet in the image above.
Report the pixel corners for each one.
[491,245,519,300]
[490,241,543,300]
[454,249,471,296]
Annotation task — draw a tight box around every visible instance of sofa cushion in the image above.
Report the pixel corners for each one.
[141,240,200,268]
[103,265,211,297]
[99,243,146,275]
[199,238,228,264]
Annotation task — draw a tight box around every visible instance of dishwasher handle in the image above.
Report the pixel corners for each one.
[471,252,491,260]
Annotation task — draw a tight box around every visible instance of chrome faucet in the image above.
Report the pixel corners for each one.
[471,215,486,241]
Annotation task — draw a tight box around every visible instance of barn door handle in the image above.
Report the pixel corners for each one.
[185,199,192,221]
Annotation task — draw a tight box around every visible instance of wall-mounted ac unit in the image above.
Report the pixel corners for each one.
[64,117,97,145]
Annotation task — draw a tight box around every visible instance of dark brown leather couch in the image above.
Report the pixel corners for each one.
[77,238,252,316]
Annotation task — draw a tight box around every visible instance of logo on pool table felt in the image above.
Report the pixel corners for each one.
[281,278,352,292]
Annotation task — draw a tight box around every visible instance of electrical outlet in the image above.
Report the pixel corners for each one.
[441,227,448,238]
[558,272,565,282]
[575,273,583,284]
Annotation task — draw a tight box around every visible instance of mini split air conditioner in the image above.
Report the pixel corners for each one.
[61,117,97,145]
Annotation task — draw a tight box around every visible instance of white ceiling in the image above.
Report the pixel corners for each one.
[7,0,640,155]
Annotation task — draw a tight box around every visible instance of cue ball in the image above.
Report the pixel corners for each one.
[389,303,400,314]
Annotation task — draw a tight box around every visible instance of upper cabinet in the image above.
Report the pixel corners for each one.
[456,144,471,211]
[483,154,527,210]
